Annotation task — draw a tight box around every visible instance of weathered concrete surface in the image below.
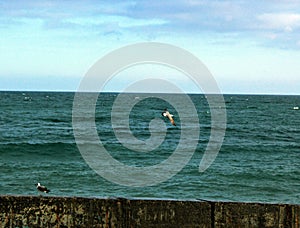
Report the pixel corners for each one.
[214,202,300,228]
[0,196,123,228]
[127,199,211,227]
[0,195,299,227]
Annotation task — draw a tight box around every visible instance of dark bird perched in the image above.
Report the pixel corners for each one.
[162,109,176,126]
[36,182,50,193]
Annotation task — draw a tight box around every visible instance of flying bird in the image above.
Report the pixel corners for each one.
[36,182,50,193]
[162,109,176,126]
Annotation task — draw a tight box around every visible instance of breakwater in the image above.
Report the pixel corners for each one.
[0,195,299,227]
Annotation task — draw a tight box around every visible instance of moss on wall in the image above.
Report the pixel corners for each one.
[0,196,299,227]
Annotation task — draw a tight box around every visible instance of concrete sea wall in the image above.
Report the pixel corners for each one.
[0,195,299,227]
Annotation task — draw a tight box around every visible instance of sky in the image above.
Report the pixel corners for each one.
[0,0,300,94]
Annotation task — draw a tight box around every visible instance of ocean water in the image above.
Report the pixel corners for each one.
[0,91,299,204]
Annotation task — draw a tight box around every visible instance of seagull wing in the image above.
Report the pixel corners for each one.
[167,113,176,126]
[162,110,176,126]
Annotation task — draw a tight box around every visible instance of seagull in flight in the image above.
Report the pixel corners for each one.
[162,109,176,126]
[36,182,50,193]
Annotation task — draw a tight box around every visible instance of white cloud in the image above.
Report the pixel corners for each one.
[66,15,167,28]
[257,13,300,32]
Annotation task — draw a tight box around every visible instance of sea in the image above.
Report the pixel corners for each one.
[0,91,299,204]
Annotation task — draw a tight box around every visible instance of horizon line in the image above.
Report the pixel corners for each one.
[0,89,299,96]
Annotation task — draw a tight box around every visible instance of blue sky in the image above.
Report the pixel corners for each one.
[0,0,300,94]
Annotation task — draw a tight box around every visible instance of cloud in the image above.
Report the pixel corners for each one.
[64,15,167,28]
[124,0,248,32]
[257,13,300,32]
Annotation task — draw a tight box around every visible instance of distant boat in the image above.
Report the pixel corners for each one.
[293,106,299,110]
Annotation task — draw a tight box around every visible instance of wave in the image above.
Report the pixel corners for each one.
[0,142,79,159]
[43,118,69,123]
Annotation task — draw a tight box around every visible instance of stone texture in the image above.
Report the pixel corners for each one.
[214,202,295,228]
[0,196,124,228]
[0,195,299,227]
[127,199,211,228]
